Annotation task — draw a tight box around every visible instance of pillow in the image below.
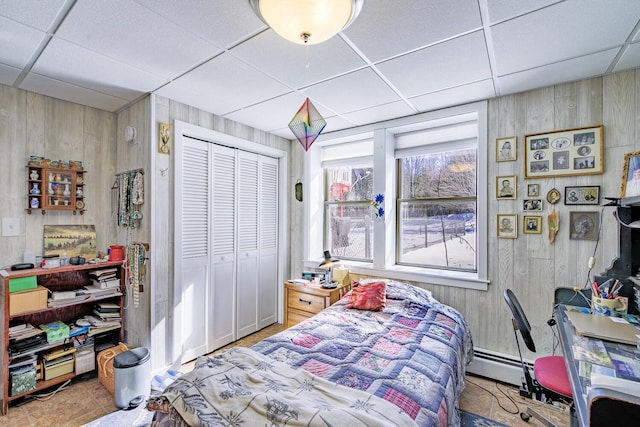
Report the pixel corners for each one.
[346,280,387,311]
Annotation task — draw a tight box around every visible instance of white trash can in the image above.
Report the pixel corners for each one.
[113,347,151,408]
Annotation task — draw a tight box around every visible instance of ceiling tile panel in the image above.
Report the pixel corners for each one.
[0,0,66,30]
[340,101,416,127]
[409,79,496,112]
[614,43,640,73]
[492,0,640,75]
[0,63,21,86]
[32,38,167,101]
[231,31,366,90]
[344,0,482,62]
[134,0,265,48]
[498,50,618,95]
[0,17,46,68]
[484,0,562,24]
[54,0,221,79]
[376,31,491,98]
[155,52,291,116]
[20,73,129,112]
[224,92,308,134]
[302,68,400,115]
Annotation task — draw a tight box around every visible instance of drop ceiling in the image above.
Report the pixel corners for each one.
[2,0,640,139]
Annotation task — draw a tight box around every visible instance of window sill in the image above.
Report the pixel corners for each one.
[303,260,489,291]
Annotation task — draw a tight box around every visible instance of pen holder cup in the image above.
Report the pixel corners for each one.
[592,296,627,317]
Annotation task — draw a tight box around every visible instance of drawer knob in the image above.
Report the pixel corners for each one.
[299,298,312,305]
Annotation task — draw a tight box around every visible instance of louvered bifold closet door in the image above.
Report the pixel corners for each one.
[236,150,260,339]
[210,144,237,350]
[178,138,212,363]
[258,156,278,329]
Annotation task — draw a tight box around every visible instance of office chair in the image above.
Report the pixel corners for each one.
[504,289,573,425]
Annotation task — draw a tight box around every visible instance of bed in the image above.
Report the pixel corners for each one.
[148,279,473,426]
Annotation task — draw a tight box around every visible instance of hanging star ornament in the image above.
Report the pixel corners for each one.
[288,98,327,151]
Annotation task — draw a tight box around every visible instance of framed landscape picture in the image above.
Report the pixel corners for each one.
[44,225,97,259]
[524,125,603,178]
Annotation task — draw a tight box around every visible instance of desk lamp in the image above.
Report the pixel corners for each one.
[319,250,339,288]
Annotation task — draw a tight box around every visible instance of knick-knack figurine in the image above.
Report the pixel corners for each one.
[30,198,39,209]
[30,183,40,194]
[30,170,39,180]
[48,182,54,195]
[63,183,70,196]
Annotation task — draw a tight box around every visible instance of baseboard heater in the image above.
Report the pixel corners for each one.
[466,347,533,387]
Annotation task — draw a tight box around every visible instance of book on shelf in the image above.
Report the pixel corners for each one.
[93,310,121,320]
[88,324,121,337]
[48,294,92,307]
[94,302,120,312]
[50,290,78,301]
[88,267,118,279]
[90,277,120,289]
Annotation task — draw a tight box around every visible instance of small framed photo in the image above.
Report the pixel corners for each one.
[564,185,600,205]
[523,199,543,211]
[569,211,599,241]
[497,175,517,199]
[497,214,518,239]
[527,183,540,197]
[620,150,640,198]
[523,215,542,234]
[496,136,517,162]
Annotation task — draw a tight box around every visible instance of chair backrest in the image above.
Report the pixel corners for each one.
[504,289,536,353]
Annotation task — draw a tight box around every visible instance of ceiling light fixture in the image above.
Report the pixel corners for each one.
[249,0,363,45]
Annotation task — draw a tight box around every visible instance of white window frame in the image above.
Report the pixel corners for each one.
[304,101,488,291]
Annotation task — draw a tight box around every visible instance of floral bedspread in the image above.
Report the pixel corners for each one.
[150,346,417,427]
[252,280,473,426]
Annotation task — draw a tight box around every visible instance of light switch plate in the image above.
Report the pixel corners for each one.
[2,218,20,237]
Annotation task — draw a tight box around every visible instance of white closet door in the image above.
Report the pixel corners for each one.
[258,156,278,328]
[177,138,211,363]
[236,151,259,339]
[210,144,237,350]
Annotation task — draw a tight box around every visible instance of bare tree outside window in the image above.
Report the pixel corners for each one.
[398,149,477,271]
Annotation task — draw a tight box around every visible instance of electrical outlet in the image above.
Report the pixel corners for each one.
[2,218,20,237]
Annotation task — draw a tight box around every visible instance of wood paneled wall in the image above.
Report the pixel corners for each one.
[0,85,117,268]
[346,71,639,362]
[3,68,639,373]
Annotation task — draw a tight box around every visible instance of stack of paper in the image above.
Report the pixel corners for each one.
[89,268,120,289]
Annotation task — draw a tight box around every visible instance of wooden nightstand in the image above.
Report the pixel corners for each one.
[284,282,351,328]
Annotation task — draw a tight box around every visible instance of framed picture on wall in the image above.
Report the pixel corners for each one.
[523,215,542,234]
[564,185,600,205]
[496,175,517,199]
[569,211,599,241]
[524,125,604,178]
[496,136,517,162]
[620,151,640,198]
[527,183,540,197]
[497,214,518,239]
[523,199,543,211]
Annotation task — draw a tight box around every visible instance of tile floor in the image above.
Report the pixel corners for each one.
[2,323,569,426]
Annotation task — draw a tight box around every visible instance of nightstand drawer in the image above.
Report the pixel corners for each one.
[287,310,312,328]
[288,290,325,314]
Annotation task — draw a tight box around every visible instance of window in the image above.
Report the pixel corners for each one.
[397,148,477,271]
[325,166,374,261]
[307,102,487,290]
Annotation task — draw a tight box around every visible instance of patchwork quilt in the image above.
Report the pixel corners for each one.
[150,280,473,427]
[252,281,473,427]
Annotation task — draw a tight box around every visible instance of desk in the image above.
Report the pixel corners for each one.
[555,305,640,426]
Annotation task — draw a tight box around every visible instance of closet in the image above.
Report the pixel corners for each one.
[175,135,278,363]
